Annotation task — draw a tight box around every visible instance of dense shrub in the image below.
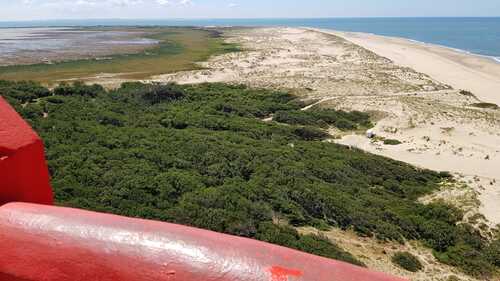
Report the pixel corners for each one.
[392,252,423,272]
[255,222,363,266]
[293,126,330,140]
[140,83,185,104]
[471,103,499,110]
[53,81,104,97]
[486,239,500,267]
[0,80,50,104]
[435,243,495,277]
[459,90,476,98]
[46,96,65,104]
[383,139,402,145]
[274,108,372,130]
[2,80,498,277]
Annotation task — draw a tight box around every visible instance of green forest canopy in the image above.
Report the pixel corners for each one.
[1,80,499,278]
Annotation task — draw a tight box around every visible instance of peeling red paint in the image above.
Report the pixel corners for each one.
[270,266,303,281]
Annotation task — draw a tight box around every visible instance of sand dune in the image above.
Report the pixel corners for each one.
[326,30,500,105]
[321,30,500,226]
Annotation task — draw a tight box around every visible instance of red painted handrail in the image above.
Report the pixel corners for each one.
[0,96,406,281]
[0,203,406,281]
[0,97,53,206]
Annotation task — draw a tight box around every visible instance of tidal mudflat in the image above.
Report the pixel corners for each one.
[0,27,159,66]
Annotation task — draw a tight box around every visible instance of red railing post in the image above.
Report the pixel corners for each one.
[0,97,53,206]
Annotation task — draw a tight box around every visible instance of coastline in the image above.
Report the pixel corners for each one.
[316,28,500,105]
[311,28,500,226]
[329,30,500,65]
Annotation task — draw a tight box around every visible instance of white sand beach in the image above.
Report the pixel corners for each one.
[323,29,500,227]
[326,30,500,105]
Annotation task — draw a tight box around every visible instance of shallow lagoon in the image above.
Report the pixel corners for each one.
[0,28,159,66]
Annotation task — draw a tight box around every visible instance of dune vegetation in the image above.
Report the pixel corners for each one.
[1,80,499,278]
[391,251,424,272]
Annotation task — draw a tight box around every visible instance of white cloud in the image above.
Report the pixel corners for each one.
[156,0,170,5]
[8,0,205,20]
[109,0,144,7]
[20,0,187,8]
[228,3,238,8]
[179,0,192,6]
[75,0,98,6]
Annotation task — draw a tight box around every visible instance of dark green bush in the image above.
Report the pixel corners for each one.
[274,108,372,130]
[140,83,185,104]
[0,80,50,103]
[97,112,125,127]
[46,96,65,104]
[53,81,104,97]
[383,139,402,145]
[392,252,423,272]
[19,103,44,120]
[485,239,500,267]
[293,126,329,140]
[459,90,476,98]
[471,103,499,110]
[255,222,363,266]
[435,243,495,277]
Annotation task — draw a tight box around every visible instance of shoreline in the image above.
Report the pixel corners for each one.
[309,28,500,225]
[321,29,500,65]
[398,37,500,65]
[315,28,500,105]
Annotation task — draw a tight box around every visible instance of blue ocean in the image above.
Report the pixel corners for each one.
[1,17,499,61]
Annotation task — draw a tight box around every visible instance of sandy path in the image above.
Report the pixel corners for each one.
[324,30,500,105]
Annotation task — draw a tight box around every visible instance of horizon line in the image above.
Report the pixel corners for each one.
[1,16,500,23]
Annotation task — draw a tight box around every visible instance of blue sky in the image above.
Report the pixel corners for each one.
[0,0,499,21]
